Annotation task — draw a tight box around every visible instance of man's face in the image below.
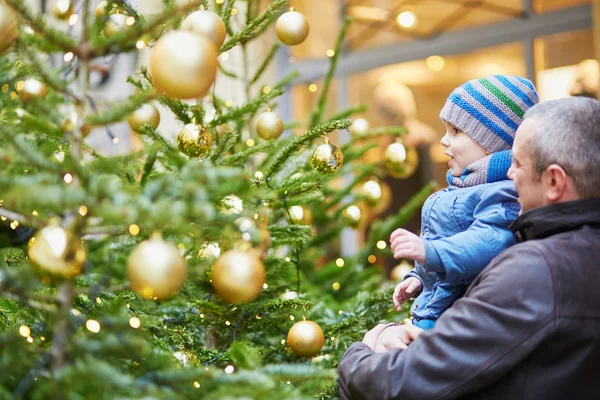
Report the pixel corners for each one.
[507,118,547,214]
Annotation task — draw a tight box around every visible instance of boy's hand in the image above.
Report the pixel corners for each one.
[392,277,422,311]
[390,228,425,264]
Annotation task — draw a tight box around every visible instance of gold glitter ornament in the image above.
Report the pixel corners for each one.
[128,104,160,133]
[349,118,369,136]
[177,123,212,157]
[52,0,74,20]
[211,249,265,303]
[150,30,218,99]
[390,260,414,281]
[255,111,284,140]
[18,79,47,103]
[0,3,19,54]
[384,142,419,179]
[127,232,187,300]
[28,222,87,278]
[341,205,363,229]
[289,205,312,225]
[181,10,226,48]
[287,320,325,357]
[311,138,343,175]
[103,14,128,38]
[275,9,309,46]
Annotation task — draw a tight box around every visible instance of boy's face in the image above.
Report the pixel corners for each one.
[440,122,488,177]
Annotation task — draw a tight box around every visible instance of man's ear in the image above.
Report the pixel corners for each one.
[542,164,569,202]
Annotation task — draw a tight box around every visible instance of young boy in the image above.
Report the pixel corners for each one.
[390,75,539,330]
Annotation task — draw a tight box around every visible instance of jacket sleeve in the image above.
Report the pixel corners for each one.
[424,184,518,285]
[337,244,554,400]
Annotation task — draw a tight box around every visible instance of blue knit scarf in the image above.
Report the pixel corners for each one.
[447,150,512,189]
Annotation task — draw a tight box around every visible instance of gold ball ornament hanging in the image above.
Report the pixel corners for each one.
[28,223,87,278]
[255,111,284,140]
[287,320,325,358]
[360,180,383,207]
[181,10,226,48]
[341,205,363,229]
[18,79,47,103]
[150,30,218,99]
[349,118,369,136]
[103,14,128,38]
[128,104,161,133]
[276,9,309,46]
[220,195,243,215]
[311,138,343,175]
[289,205,312,225]
[211,249,265,303]
[0,3,19,54]
[385,142,419,179]
[390,260,414,281]
[177,123,212,157]
[52,0,74,20]
[127,232,187,300]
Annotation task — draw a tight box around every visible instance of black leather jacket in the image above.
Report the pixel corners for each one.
[338,199,600,399]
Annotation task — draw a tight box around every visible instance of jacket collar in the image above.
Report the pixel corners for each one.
[510,198,600,242]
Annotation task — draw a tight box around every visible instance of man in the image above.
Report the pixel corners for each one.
[337,97,600,399]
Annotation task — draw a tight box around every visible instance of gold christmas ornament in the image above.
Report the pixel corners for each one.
[181,10,226,49]
[349,118,369,136]
[128,104,161,133]
[18,79,47,103]
[61,108,92,137]
[289,205,312,225]
[287,320,325,358]
[211,249,265,303]
[177,123,212,157]
[275,9,309,46]
[150,30,218,99]
[341,205,363,229]
[198,242,221,259]
[390,260,414,281]
[0,3,19,54]
[94,0,126,18]
[28,223,87,278]
[220,195,243,215]
[360,180,383,207]
[384,142,419,179]
[311,138,343,175]
[255,111,284,140]
[127,232,187,300]
[103,14,128,38]
[52,0,74,20]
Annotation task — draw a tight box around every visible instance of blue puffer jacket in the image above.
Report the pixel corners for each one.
[407,180,520,321]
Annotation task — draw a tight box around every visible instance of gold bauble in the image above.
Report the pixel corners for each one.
[390,260,414,281]
[181,10,226,49]
[211,250,265,303]
[255,111,284,140]
[0,3,19,54]
[275,10,309,46]
[127,232,187,300]
[150,30,218,100]
[220,195,243,215]
[95,0,108,17]
[289,205,312,225]
[18,79,47,103]
[360,180,383,207]
[341,205,363,228]
[52,0,74,20]
[61,108,92,137]
[311,140,343,175]
[177,123,212,157]
[28,224,87,278]
[128,104,161,133]
[103,14,128,38]
[198,242,221,259]
[349,118,369,136]
[287,320,325,358]
[384,142,419,179]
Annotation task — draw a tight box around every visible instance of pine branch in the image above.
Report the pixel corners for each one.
[86,90,155,126]
[220,141,272,165]
[221,0,287,52]
[208,89,284,127]
[309,17,351,128]
[329,104,368,121]
[5,0,79,55]
[266,119,351,179]
[250,43,280,85]
[0,207,45,229]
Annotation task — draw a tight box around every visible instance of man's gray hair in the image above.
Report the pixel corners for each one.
[523,97,600,199]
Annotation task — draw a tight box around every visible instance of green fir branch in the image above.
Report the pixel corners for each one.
[220,141,272,165]
[208,89,284,127]
[86,90,155,126]
[329,105,368,121]
[268,224,313,247]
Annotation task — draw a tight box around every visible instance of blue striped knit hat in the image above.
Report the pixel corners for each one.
[440,75,539,153]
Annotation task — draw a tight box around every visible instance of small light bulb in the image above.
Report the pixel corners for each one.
[308,84,318,92]
[262,86,271,94]
[136,40,145,49]
[246,139,255,147]
[64,52,74,62]
[224,365,235,374]
[332,282,341,290]
[64,173,73,183]
[336,258,344,267]
[19,325,30,337]
[193,381,200,388]
[68,14,78,25]
[79,205,88,216]
[368,255,377,263]
[376,240,387,249]
[326,49,335,57]
[263,283,268,289]
[129,317,141,328]
[129,224,140,235]
[86,319,101,333]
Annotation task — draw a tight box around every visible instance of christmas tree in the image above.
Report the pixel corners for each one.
[0,1,435,398]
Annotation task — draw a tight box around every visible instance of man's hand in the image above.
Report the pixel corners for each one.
[393,277,422,311]
[390,228,425,264]
[361,324,389,350]
[374,324,424,353]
